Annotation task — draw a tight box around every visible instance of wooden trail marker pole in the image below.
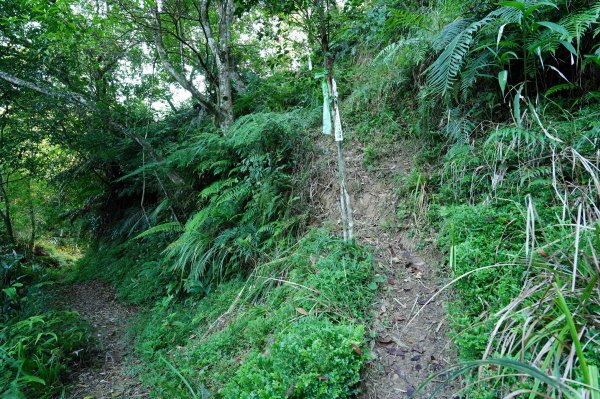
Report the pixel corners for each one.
[327,76,353,241]
[318,0,354,241]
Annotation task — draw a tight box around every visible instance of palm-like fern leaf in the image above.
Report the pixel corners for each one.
[425,7,521,95]
[134,221,183,240]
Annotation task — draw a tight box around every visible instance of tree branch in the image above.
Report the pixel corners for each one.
[152,8,220,118]
[200,0,224,72]
[0,69,184,186]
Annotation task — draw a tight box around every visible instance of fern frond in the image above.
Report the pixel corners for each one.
[215,182,252,206]
[199,178,238,200]
[134,221,183,240]
[460,51,495,99]
[375,38,422,64]
[561,1,600,42]
[432,18,472,51]
[425,7,521,96]
[443,108,477,144]
[388,8,430,30]
[114,161,162,182]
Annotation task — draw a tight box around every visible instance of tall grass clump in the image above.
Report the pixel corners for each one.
[422,105,600,398]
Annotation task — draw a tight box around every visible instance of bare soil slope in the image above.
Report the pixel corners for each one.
[311,137,456,398]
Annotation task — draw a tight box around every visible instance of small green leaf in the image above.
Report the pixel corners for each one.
[560,40,577,56]
[498,70,508,96]
[496,24,508,50]
[3,287,17,301]
[513,84,523,128]
[524,1,558,18]
[499,1,526,11]
[20,375,46,385]
[536,21,569,37]
[367,282,378,290]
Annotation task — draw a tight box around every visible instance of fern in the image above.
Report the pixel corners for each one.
[388,8,431,31]
[425,7,521,95]
[460,51,495,99]
[375,38,422,64]
[134,221,182,240]
[199,178,238,200]
[545,83,576,97]
[561,1,600,42]
[432,18,472,52]
[164,112,309,291]
[422,0,600,98]
[443,108,477,144]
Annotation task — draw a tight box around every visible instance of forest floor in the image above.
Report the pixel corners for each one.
[60,281,149,399]
[312,136,456,399]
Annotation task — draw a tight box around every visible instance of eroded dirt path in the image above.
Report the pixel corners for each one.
[62,281,149,399]
[312,138,456,398]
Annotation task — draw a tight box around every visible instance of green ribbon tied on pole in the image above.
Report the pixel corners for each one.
[322,78,332,135]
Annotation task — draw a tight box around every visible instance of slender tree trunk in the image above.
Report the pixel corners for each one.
[216,0,234,130]
[27,178,36,255]
[217,67,234,130]
[0,173,16,246]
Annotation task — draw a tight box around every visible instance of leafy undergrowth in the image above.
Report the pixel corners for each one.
[1,252,93,398]
[70,109,380,398]
[75,237,171,305]
[94,229,376,398]
[403,107,600,397]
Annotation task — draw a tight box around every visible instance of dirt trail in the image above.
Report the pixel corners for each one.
[62,281,149,399]
[312,138,456,398]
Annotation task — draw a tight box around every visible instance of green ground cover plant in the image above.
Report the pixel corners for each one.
[1,252,93,398]
[126,230,374,397]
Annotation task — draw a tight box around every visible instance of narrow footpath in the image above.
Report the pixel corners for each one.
[62,281,149,399]
[312,137,457,398]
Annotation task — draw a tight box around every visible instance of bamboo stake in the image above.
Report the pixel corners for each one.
[319,0,353,241]
[328,77,354,241]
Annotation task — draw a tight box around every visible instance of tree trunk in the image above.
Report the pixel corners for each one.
[218,0,234,130]
[201,0,235,132]
[27,178,36,255]
[217,67,234,130]
[0,173,16,246]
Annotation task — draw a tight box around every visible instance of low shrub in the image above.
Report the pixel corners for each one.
[131,229,374,398]
[1,251,93,398]
[76,237,171,305]
[222,318,366,399]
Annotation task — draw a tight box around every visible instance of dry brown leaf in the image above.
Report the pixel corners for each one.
[537,248,550,258]
[376,336,394,345]
[295,307,308,316]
